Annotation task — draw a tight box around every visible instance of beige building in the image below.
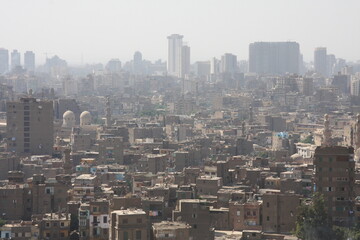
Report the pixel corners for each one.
[98,137,124,165]
[110,209,148,240]
[152,221,191,240]
[6,97,54,155]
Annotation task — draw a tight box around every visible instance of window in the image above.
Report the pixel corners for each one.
[92,207,97,212]
[60,222,65,227]
[103,216,108,223]
[122,218,128,224]
[193,224,197,229]
[137,218,142,223]
[267,216,270,221]
[266,202,270,207]
[46,222,50,228]
[192,213,197,218]
[60,232,65,237]
[53,222,57,227]
[136,230,142,240]
[123,231,129,240]
[236,210,241,216]
[326,187,334,192]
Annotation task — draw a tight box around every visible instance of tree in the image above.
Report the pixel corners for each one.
[0,218,5,227]
[301,135,314,144]
[295,193,334,240]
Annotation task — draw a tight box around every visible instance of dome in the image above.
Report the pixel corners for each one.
[62,110,76,128]
[80,111,91,126]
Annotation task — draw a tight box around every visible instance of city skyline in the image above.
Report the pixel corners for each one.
[1,0,360,65]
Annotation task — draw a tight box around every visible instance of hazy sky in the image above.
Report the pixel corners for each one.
[1,0,359,65]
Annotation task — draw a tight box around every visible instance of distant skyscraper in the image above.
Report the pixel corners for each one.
[133,51,143,74]
[106,59,121,73]
[24,51,35,72]
[221,53,237,73]
[180,45,190,78]
[11,49,21,70]
[210,57,219,75]
[314,47,327,77]
[0,48,9,74]
[167,34,183,77]
[249,42,300,75]
[326,54,336,77]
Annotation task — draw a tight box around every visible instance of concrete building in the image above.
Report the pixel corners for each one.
[196,176,223,196]
[167,34,183,77]
[6,98,54,155]
[180,45,190,78]
[221,53,237,73]
[110,209,148,240]
[106,59,122,73]
[262,193,300,233]
[24,51,35,72]
[314,47,327,77]
[0,222,39,239]
[39,213,71,240]
[249,42,300,75]
[98,137,124,165]
[0,48,9,74]
[152,221,191,240]
[172,199,214,240]
[11,49,21,70]
[147,154,167,174]
[89,199,110,240]
[314,146,355,226]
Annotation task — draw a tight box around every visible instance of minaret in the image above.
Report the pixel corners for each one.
[355,114,360,150]
[322,114,332,147]
[105,96,112,127]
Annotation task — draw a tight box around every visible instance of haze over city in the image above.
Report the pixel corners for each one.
[2,1,360,240]
[1,0,360,64]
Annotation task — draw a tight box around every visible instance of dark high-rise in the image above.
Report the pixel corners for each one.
[249,42,300,75]
[314,146,355,226]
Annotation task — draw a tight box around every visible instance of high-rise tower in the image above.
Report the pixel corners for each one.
[314,47,327,77]
[24,51,35,72]
[6,98,54,155]
[0,48,9,74]
[11,49,21,70]
[167,34,183,77]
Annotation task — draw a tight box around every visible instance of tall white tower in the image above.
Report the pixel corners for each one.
[167,34,183,77]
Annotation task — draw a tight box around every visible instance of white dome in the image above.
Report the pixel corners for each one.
[80,111,91,126]
[62,110,76,128]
